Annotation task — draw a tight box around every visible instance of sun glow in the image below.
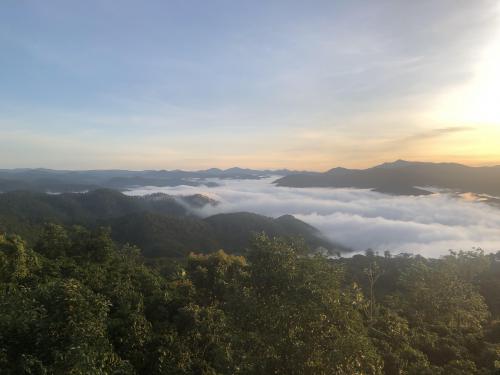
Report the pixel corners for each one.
[425,7,500,165]
[432,9,500,127]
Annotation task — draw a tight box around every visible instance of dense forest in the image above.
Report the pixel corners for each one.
[0,189,343,257]
[1,224,499,374]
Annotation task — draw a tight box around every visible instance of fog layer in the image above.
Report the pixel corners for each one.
[125,177,500,257]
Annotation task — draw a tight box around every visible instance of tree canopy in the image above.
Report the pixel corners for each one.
[0,226,499,374]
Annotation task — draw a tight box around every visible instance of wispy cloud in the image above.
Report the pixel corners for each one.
[400,127,475,142]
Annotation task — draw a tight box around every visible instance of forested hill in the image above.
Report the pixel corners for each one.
[275,160,500,196]
[0,189,343,256]
[1,228,499,374]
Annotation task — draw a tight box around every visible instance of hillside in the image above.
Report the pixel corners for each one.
[205,212,338,252]
[0,189,343,256]
[275,160,500,196]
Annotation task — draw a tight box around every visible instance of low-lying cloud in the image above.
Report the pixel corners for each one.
[125,177,500,258]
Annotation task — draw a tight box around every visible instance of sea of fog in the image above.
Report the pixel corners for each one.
[125,177,500,258]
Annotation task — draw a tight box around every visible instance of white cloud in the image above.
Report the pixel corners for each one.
[125,177,500,258]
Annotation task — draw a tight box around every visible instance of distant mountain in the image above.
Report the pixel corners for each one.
[373,159,428,169]
[275,160,500,196]
[0,189,344,257]
[0,167,295,193]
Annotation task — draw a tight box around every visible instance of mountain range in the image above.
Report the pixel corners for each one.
[3,161,500,197]
[0,167,300,193]
[274,160,500,196]
[2,160,499,256]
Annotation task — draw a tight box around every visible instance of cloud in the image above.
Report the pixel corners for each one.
[124,177,500,258]
[397,126,475,143]
[1,1,499,170]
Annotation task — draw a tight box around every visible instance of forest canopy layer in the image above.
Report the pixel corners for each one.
[1,225,499,374]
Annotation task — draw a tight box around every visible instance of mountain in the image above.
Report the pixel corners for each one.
[274,160,500,196]
[0,167,294,193]
[373,159,428,169]
[106,211,346,258]
[0,189,343,257]
[205,212,340,252]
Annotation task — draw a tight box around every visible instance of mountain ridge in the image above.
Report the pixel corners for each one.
[0,167,303,193]
[275,160,500,196]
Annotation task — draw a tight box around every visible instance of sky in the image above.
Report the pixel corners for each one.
[125,177,500,257]
[1,0,500,170]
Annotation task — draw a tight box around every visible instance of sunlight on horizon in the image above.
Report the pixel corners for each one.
[428,4,500,164]
[1,1,500,170]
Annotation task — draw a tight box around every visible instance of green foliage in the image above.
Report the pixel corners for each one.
[350,250,499,374]
[1,227,499,374]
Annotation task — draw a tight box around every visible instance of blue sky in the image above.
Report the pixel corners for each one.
[1,0,499,170]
